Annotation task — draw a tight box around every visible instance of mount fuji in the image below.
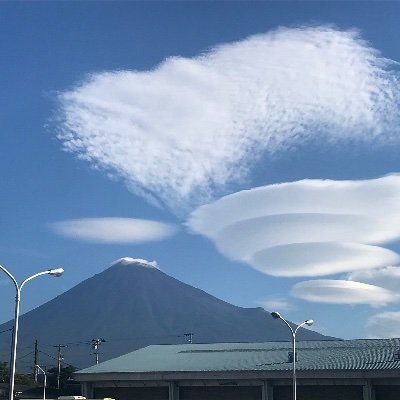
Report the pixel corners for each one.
[0,258,330,370]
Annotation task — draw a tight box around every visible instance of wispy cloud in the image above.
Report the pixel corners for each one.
[291,280,398,306]
[255,296,295,312]
[50,218,177,244]
[56,26,400,212]
[188,175,400,277]
[366,311,400,338]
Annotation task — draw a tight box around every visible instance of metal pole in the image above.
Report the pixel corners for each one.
[95,345,99,365]
[55,344,66,389]
[292,322,310,400]
[34,340,38,383]
[43,372,46,400]
[91,339,105,365]
[9,287,21,400]
[35,365,46,400]
[57,345,61,389]
[292,330,296,400]
[0,265,64,400]
[270,312,313,400]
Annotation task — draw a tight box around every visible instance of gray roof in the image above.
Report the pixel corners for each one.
[77,338,400,374]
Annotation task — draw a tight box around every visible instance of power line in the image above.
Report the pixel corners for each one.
[16,350,34,361]
[37,350,76,369]
[42,332,195,347]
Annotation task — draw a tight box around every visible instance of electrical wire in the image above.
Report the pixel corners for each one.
[43,332,194,347]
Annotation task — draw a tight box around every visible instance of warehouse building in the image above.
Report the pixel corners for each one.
[75,338,400,400]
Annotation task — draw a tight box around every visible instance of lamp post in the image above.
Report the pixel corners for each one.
[35,365,46,400]
[0,265,64,400]
[271,311,313,400]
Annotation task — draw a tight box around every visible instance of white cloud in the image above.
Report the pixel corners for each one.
[111,257,158,268]
[291,279,398,306]
[366,311,400,338]
[56,26,400,212]
[251,242,399,277]
[188,175,400,277]
[348,266,400,292]
[50,218,177,244]
[256,296,294,312]
[188,175,400,239]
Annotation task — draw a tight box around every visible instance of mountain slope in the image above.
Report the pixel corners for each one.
[0,258,330,369]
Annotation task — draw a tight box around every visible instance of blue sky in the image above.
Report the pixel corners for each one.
[1,1,400,340]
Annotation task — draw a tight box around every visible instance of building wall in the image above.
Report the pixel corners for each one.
[84,377,400,400]
[94,386,169,400]
[375,385,400,400]
[180,386,261,400]
[274,385,363,400]
[91,383,371,400]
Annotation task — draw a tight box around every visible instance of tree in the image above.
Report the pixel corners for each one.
[0,362,8,383]
[46,366,77,389]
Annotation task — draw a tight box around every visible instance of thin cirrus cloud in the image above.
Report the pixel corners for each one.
[291,280,398,306]
[187,175,400,277]
[50,218,178,244]
[366,311,400,338]
[56,26,400,213]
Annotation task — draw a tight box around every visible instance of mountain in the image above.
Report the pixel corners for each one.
[0,258,331,370]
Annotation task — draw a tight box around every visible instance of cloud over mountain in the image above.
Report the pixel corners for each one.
[56,26,400,212]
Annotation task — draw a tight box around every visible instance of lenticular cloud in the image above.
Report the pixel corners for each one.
[187,175,400,277]
[56,26,400,212]
[292,280,398,306]
[50,218,177,244]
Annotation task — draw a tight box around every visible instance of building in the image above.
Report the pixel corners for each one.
[75,338,400,400]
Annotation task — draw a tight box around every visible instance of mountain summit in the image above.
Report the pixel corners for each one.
[110,257,158,268]
[0,258,329,369]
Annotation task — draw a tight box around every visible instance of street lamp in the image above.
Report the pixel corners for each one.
[0,265,64,400]
[271,311,313,400]
[35,365,47,400]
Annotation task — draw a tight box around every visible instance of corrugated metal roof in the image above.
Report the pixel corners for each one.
[77,338,400,374]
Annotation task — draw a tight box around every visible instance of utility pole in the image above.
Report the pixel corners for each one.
[34,340,38,383]
[184,332,193,344]
[90,338,105,365]
[53,344,67,389]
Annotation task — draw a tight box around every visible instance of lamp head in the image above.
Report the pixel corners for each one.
[271,311,281,319]
[48,268,64,277]
[305,319,314,326]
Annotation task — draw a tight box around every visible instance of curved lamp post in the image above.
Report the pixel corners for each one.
[0,265,64,400]
[35,364,47,400]
[271,311,313,400]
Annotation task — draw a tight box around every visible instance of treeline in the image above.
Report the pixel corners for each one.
[0,362,77,388]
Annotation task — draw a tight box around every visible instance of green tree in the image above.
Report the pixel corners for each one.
[0,362,8,383]
[47,366,77,389]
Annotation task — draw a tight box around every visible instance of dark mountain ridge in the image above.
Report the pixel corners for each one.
[0,258,331,369]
